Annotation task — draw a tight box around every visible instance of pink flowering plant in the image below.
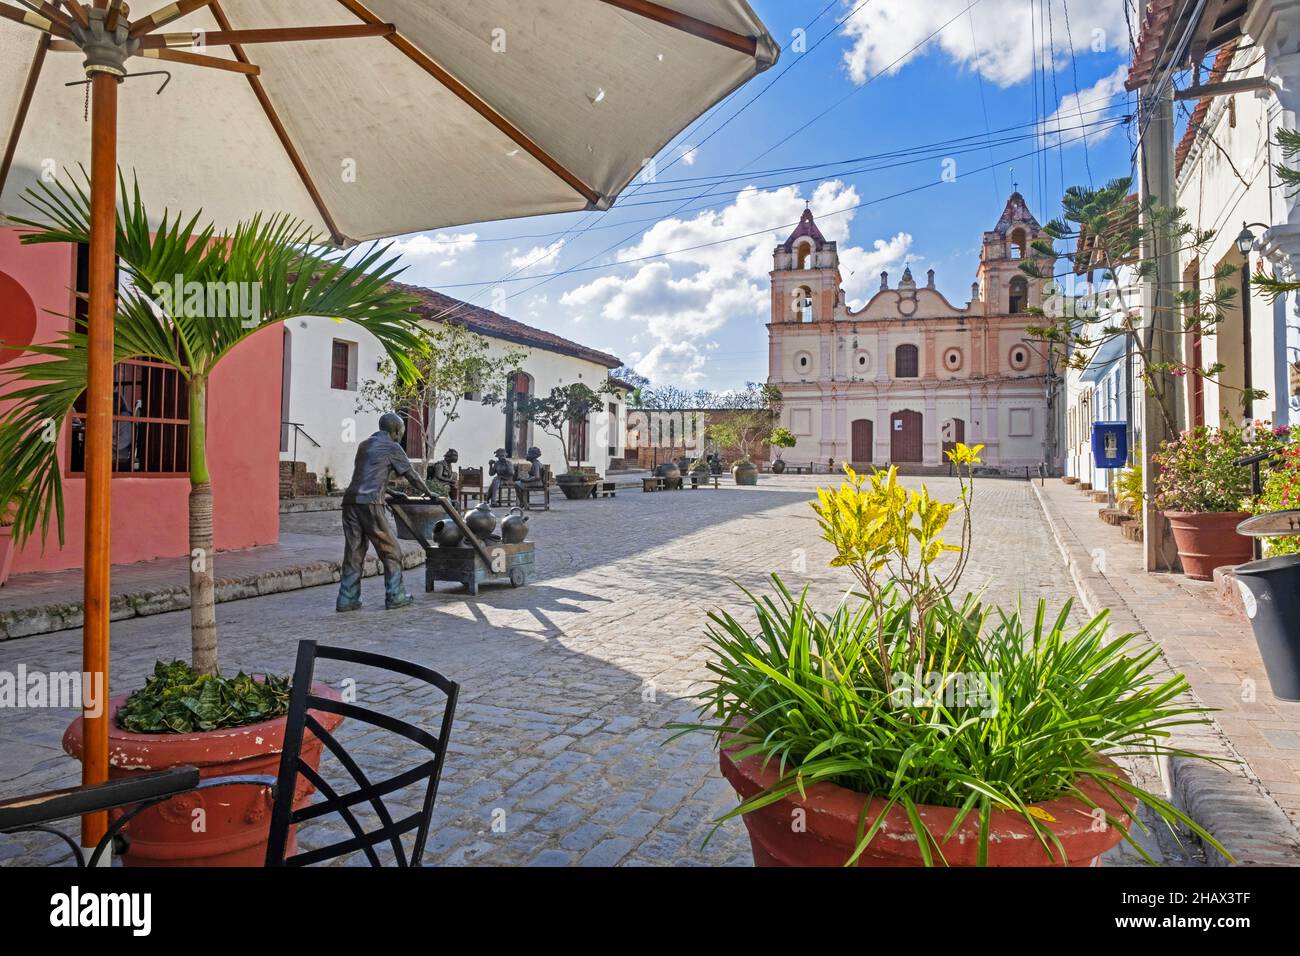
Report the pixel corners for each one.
[1251,438,1300,557]
[1152,421,1289,514]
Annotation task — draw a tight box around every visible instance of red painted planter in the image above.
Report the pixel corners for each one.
[1163,511,1252,581]
[64,683,343,867]
[720,737,1137,867]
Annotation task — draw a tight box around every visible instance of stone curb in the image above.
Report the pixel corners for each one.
[1031,482,1300,866]
[0,546,425,643]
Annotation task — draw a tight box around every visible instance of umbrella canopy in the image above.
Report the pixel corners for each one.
[1,1,778,242]
[0,0,776,856]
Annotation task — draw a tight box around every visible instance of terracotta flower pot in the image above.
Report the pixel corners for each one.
[1163,511,1253,581]
[63,683,343,867]
[719,737,1136,867]
[0,524,15,587]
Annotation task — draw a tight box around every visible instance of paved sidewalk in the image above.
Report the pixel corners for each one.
[1034,479,1300,865]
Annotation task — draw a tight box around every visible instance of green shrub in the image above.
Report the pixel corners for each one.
[117,660,291,734]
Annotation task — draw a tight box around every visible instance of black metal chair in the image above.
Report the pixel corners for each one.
[266,640,459,867]
[0,641,459,868]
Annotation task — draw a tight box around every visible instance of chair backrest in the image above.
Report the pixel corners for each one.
[458,466,483,490]
[265,641,459,867]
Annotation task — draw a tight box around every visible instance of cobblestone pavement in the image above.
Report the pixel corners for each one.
[0,476,1206,866]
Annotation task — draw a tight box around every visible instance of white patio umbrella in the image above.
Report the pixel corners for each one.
[0,0,777,851]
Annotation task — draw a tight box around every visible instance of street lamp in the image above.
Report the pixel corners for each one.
[1233,222,1271,421]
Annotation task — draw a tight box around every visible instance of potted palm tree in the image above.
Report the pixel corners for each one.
[674,447,1227,866]
[0,175,423,864]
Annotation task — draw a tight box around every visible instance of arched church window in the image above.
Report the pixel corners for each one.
[1008,276,1028,314]
[792,286,814,323]
[894,344,919,378]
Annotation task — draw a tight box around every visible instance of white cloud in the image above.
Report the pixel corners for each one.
[839,0,1127,88]
[559,179,912,386]
[390,231,478,268]
[509,238,566,271]
[680,145,699,166]
[1040,65,1129,146]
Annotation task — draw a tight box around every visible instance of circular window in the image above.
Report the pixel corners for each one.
[0,271,38,365]
[943,347,963,371]
[794,351,813,374]
[854,351,870,373]
[1009,345,1030,371]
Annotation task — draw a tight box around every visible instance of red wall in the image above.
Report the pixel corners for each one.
[0,228,281,575]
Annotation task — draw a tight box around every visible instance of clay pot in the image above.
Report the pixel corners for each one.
[432,518,463,548]
[1163,511,1253,581]
[557,475,596,500]
[501,507,529,544]
[732,461,759,486]
[63,684,343,867]
[771,459,787,474]
[466,501,498,539]
[720,736,1136,867]
[390,499,447,543]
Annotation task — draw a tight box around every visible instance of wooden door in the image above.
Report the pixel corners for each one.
[850,418,873,465]
[941,418,965,459]
[890,409,922,463]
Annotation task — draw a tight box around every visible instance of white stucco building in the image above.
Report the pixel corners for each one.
[280,284,625,490]
[767,195,1053,470]
[1174,35,1298,430]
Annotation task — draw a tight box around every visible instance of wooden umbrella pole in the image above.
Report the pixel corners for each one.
[80,66,118,855]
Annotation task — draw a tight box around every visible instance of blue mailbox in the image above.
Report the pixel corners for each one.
[1091,421,1128,469]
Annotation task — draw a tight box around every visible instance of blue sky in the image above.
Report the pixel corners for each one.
[387,0,1137,391]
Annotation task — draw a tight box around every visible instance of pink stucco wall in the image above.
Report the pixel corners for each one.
[0,228,280,575]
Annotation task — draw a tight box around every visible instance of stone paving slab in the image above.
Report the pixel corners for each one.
[1033,479,1300,865]
[0,476,1219,866]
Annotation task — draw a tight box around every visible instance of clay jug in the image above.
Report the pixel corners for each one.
[433,519,463,548]
[466,501,498,539]
[501,507,529,544]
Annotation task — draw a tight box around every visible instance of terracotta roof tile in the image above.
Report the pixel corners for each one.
[392,281,622,369]
[1174,39,1239,176]
[1127,0,1180,92]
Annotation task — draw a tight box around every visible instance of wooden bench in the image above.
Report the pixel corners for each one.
[684,475,721,489]
[593,481,617,498]
[641,475,684,492]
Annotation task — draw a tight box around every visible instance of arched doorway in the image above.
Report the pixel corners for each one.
[890,409,922,463]
[850,418,873,465]
[941,417,965,459]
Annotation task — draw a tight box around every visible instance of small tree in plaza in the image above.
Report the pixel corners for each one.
[704,382,782,463]
[516,381,616,474]
[356,322,526,465]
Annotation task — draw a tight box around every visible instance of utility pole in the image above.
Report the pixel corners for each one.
[1137,82,1185,572]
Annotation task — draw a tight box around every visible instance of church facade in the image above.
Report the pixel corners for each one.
[766,192,1052,471]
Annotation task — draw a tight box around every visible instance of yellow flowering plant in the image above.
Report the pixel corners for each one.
[811,443,982,694]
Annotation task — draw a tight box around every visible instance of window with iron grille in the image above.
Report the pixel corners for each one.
[67,244,189,476]
[895,344,919,378]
